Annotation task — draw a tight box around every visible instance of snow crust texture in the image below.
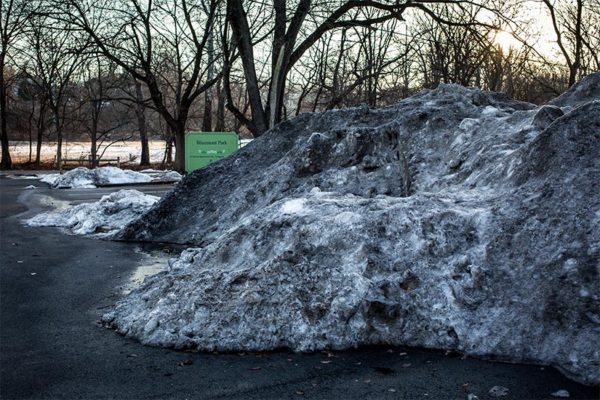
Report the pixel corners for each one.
[109,73,600,384]
[27,190,159,237]
[40,167,181,188]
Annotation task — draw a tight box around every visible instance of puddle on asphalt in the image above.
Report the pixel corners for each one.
[16,192,72,220]
[34,194,72,210]
[121,246,174,295]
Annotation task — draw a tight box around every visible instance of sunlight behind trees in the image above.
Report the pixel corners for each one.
[1,0,598,170]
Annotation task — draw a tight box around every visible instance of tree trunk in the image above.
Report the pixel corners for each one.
[164,126,174,167]
[202,28,214,132]
[35,99,46,167]
[215,78,225,132]
[173,124,185,173]
[0,53,12,170]
[90,114,98,167]
[28,98,35,163]
[134,79,150,166]
[569,0,583,87]
[267,0,310,130]
[227,0,268,135]
[53,108,62,168]
[90,131,97,168]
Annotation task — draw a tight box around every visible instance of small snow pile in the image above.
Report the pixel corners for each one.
[139,169,183,181]
[95,167,153,185]
[40,167,181,189]
[40,168,97,188]
[107,73,600,385]
[26,190,159,237]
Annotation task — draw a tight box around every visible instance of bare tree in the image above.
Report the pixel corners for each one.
[65,0,220,172]
[1,0,38,169]
[224,0,497,137]
[23,12,86,168]
[76,55,134,167]
[541,0,599,86]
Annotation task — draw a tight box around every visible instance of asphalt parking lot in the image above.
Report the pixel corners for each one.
[1,173,598,399]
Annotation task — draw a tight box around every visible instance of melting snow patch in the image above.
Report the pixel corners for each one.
[4,174,40,180]
[26,189,158,237]
[40,167,180,189]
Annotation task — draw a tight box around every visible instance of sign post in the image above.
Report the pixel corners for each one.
[185,132,239,172]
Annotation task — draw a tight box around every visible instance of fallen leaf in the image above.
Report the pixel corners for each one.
[250,366,261,371]
[320,360,332,364]
[295,390,304,395]
[183,348,198,353]
[388,388,397,392]
[401,363,411,368]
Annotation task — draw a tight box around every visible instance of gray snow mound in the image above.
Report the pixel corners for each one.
[107,78,600,384]
[550,71,600,109]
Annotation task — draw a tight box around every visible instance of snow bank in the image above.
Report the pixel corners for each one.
[107,73,600,384]
[26,190,159,237]
[40,167,181,189]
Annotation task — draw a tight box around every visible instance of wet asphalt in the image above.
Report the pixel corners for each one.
[0,174,598,400]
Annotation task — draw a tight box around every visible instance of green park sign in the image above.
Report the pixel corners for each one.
[185,131,239,172]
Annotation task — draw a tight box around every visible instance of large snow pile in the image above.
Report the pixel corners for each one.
[107,73,600,384]
[26,190,159,237]
[40,167,181,188]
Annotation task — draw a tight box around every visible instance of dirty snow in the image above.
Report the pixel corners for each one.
[107,74,600,385]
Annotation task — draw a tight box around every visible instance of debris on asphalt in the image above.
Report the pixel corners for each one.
[489,386,509,397]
